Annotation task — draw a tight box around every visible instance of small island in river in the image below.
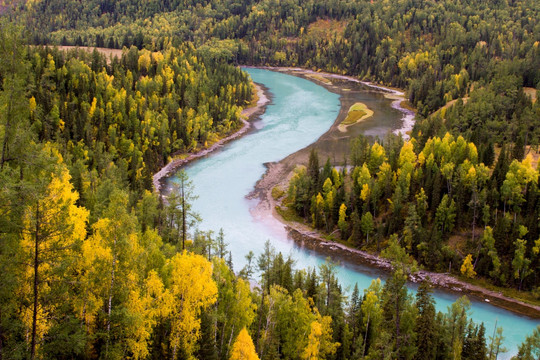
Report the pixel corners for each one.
[337,102,374,132]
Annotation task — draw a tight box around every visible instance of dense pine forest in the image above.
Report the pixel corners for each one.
[14,0,540,146]
[1,0,540,359]
[287,135,539,293]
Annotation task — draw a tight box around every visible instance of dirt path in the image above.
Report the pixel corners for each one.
[153,83,269,193]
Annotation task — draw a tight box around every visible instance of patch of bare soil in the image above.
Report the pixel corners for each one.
[53,46,123,64]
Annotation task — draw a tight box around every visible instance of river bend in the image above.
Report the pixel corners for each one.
[168,68,538,357]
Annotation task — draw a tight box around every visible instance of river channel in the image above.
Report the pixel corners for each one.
[167,68,538,357]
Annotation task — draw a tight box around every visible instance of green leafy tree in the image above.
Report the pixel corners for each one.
[512,325,540,360]
[0,20,31,169]
[166,170,200,249]
[360,212,374,246]
[435,194,456,235]
[512,226,532,291]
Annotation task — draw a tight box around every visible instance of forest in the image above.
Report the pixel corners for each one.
[0,0,540,358]
[13,0,540,149]
[287,135,540,294]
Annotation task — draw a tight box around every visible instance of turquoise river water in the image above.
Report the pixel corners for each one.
[168,68,538,357]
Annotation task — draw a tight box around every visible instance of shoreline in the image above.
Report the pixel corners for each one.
[152,83,270,193]
[287,225,540,319]
[247,67,540,319]
[253,159,540,319]
[250,66,414,139]
[152,64,540,319]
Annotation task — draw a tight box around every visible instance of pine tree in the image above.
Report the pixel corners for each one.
[513,325,540,360]
[308,148,320,193]
[381,269,417,359]
[415,280,436,360]
[166,170,200,249]
[197,312,218,360]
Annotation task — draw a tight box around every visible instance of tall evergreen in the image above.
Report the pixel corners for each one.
[196,312,218,360]
[415,280,437,360]
[381,269,417,359]
[307,148,320,193]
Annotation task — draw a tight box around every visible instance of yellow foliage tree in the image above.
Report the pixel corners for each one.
[229,328,260,360]
[169,251,218,360]
[125,271,173,360]
[75,190,146,358]
[20,167,88,359]
[303,321,322,360]
[460,254,477,278]
[302,316,339,360]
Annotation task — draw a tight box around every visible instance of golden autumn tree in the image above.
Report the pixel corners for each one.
[168,251,218,360]
[20,165,88,360]
[79,189,144,358]
[303,321,323,360]
[125,270,173,360]
[302,316,339,360]
[230,328,260,360]
[460,254,477,279]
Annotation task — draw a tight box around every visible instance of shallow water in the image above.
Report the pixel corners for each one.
[169,68,538,357]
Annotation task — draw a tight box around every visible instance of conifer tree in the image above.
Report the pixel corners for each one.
[415,280,436,360]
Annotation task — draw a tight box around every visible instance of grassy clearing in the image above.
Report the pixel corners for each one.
[307,19,348,40]
[306,74,332,84]
[56,46,123,64]
[342,109,367,125]
[349,103,367,112]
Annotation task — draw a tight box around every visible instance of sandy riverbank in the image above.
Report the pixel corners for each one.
[272,67,414,139]
[152,83,270,193]
[247,67,540,319]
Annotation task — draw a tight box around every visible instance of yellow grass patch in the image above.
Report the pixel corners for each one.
[306,74,332,85]
[338,102,374,132]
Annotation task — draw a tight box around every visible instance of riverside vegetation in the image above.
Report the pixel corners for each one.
[1,0,540,358]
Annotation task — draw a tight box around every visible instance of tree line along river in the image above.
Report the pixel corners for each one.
[167,68,538,357]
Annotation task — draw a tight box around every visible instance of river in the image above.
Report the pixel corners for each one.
[167,68,538,357]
